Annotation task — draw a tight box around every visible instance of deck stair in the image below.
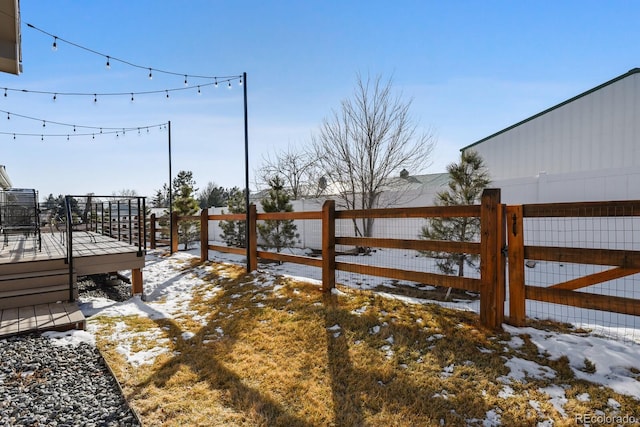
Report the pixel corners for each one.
[0,258,77,310]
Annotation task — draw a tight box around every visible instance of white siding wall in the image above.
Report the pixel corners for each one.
[469,72,640,181]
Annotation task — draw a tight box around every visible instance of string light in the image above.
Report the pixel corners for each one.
[1,79,233,101]
[148,68,153,80]
[26,23,239,83]
[228,81,232,89]
[106,56,111,69]
[197,85,201,95]
[165,90,169,99]
[239,76,243,86]
[52,36,57,51]
[53,93,57,101]
[3,88,6,97]
[93,94,97,103]
[184,75,188,86]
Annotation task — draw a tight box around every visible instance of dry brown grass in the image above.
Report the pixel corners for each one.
[90,257,640,426]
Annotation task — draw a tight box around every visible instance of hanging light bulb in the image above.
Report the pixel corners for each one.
[106,56,111,70]
[100,128,103,134]
[214,78,218,88]
[42,120,46,128]
[184,75,188,86]
[197,85,201,95]
[94,94,97,103]
[148,68,153,79]
[239,76,243,86]
[41,135,44,141]
[92,134,95,140]
[67,135,69,141]
[7,112,9,120]
[3,88,7,97]
[130,93,134,102]
[166,90,169,99]
[53,93,57,101]
[52,37,58,51]
[73,125,76,132]
[13,134,16,140]
[228,81,232,89]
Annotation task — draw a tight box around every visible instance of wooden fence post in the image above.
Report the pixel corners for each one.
[200,208,209,262]
[248,204,257,272]
[149,213,157,249]
[480,188,504,329]
[506,205,526,326]
[322,200,336,292]
[171,211,179,254]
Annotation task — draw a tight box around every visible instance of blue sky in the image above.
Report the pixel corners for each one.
[1,0,639,200]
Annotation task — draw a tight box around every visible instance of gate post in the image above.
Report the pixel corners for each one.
[200,208,209,262]
[480,188,504,329]
[506,205,526,326]
[322,200,335,292]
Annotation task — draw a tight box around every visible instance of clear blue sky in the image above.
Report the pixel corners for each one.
[1,0,639,200]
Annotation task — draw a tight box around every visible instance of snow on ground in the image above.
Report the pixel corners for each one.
[55,246,640,425]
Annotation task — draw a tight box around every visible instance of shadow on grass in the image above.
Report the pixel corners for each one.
[127,271,314,427]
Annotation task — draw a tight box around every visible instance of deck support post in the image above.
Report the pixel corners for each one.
[131,268,143,295]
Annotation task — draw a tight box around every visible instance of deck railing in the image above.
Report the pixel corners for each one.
[61,195,147,301]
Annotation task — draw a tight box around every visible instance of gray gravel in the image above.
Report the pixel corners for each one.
[0,276,141,427]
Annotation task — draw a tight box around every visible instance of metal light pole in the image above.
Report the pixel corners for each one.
[243,72,250,270]
[168,120,173,253]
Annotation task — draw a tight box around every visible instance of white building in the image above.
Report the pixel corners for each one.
[461,68,640,204]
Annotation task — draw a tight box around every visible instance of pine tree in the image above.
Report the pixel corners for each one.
[219,187,247,248]
[172,171,200,250]
[257,176,298,253]
[420,150,490,277]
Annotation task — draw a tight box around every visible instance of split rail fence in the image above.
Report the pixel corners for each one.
[148,189,640,332]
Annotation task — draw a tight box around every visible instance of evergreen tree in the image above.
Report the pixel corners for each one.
[172,171,200,250]
[151,184,169,208]
[219,187,246,248]
[198,182,230,208]
[257,176,298,253]
[420,150,490,277]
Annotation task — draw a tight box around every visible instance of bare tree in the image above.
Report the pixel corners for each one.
[312,73,436,237]
[255,144,325,200]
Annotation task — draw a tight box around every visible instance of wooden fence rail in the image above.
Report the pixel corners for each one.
[166,189,504,329]
[163,193,640,331]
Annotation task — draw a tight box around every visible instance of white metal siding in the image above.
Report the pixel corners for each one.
[470,72,640,181]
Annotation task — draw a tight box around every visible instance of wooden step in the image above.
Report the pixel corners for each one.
[0,287,78,310]
[0,302,85,337]
[0,269,72,293]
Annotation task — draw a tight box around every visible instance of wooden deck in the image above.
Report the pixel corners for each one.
[0,230,145,337]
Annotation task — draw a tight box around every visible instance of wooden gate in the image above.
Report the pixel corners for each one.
[506,201,640,326]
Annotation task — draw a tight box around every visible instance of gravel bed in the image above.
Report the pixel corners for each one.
[0,276,141,427]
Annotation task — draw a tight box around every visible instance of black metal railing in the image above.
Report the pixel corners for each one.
[57,195,147,301]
